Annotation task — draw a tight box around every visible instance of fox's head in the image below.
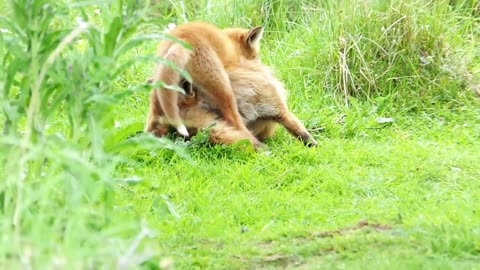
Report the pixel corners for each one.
[223,26,264,61]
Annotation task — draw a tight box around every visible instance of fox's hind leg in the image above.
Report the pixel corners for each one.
[155,71,189,137]
[182,106,265,150]
[209,122,265,149]
[151,43,191,137]
[145,89,170,137]
[277,112,318,147]
[188,46,261,147]
[249,120,278,141]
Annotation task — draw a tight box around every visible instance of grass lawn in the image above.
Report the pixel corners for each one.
[114,95,480,269]
[1,0,479,269]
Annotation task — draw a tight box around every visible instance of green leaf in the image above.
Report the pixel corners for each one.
[154,56,192,83]
[103,16,122,57]
[67,1,109,9]
[104,121,144,151]
[150,81,186,95]
[107,132,194,164]
[160,33,193,50]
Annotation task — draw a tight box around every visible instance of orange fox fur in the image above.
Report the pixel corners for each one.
[146,60,318,148]
[145,22,264,147]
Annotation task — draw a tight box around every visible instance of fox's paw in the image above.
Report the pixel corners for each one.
[299,133,318,147]
[145,122,169,138]
[306,139,318,147]
[252,138,267,151]
[254,141,268,152]
[176,124,190,138]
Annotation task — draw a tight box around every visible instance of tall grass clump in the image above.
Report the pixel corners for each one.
[161,0,479,112]
[0,0,183,268]
[322,0,479,106]
[268,0,479,109]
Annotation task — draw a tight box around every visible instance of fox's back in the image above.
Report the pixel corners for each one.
[194,61,288,123]
[169,22,240,68]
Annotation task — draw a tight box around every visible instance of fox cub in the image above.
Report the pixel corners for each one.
[145,22,264,147]
[147,60,318,148]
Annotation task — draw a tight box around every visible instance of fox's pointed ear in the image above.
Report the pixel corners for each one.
[246,26,264,48]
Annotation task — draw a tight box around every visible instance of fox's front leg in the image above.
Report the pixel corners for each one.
[278,112,318,147]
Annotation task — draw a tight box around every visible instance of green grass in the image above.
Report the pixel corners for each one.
[114,106,480,269]
[1,0,480,269]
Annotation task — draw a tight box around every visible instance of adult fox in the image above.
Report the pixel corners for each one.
[146,60,318,148]
[145,22,264,147]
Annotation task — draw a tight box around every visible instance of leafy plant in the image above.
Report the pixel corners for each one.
[0,0,189,267]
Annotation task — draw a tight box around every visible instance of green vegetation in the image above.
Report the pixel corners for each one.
[1,0,479,268]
